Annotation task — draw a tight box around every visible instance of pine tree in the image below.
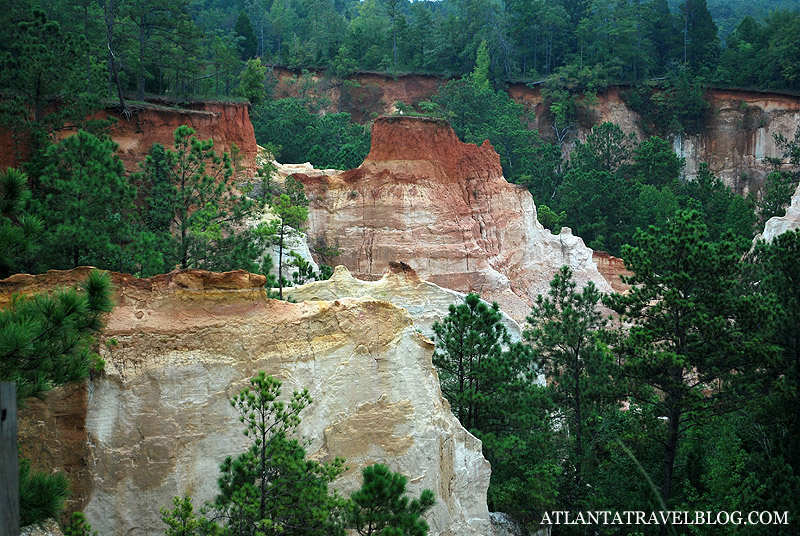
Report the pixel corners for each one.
[0,167,43,278]
[135,126,263,274]
[606,209,769,519]
[235,10,258,60]
[36,130,135,270]
[0,269,113,401]
[524,266,614,506]
[348,464,435,536]
[268,177,309,299]
[207,372,346,536]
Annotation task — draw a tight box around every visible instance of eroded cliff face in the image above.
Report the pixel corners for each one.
[760,181,800,241]
[288,263,524,344]
[8,268,490,536]
[103,101,259,172]
[273,68,800,195]
[0,101,259,173]
[297,116,611,322]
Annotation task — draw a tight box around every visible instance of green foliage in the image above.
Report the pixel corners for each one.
[681,163,757,242]
[632,135,685,188]
[235,11,257,59]
[433,73,545,184]
[19,458,70,527]
[625,72,710,135]
[606,209,770,506]
[471,40,490,91]
[0,269,112,401]
[0,167,43,277]
[133,126,264,275]
[0,8,99,168]
[62,512,99,536]
[682,0,721,74]
[267,177,309,299]
[541,63,607,144]
[348,464,435,536]
[525,266,615,507]
[251,98,369,170]
[237,58,268,106]
[760,170,797,224]
[431,292,555,528]
[34,130,135,270]
[209,372,346,536]
[536,204,565,233]
[760,125,800,225]
[159,495,207,536]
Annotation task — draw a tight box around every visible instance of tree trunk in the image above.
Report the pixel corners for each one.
[138,18,146,101]
[85,3,91,93]
[106,0,115,98]
[661,397,681,536]
[278,224,284,299]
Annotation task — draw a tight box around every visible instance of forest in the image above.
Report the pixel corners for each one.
[1,0,800,534]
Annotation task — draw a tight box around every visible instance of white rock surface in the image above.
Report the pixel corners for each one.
[760,180,800,241]
[287,263,524,344]
[71,274,490,536]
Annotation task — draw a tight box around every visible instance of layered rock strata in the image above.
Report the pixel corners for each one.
[7,268,490,536]
[0,101,258,174]
[296,116,611,322]
[272,67,800,194]
[288,263,524,343]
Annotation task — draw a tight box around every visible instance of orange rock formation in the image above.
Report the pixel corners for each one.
[298,116,611,321]
[0,101,258,173]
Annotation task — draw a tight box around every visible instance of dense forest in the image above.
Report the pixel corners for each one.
[2,0,800,535]
[4,0,800,98]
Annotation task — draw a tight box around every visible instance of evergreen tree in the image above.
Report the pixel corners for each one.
[36,130,136,270]
[0,8,99,172]
[679,162,757,242]
[235,10,258,59]
[347,464,435,536]
[524,266,614,507]
[237,58,268,105]
[0,269,112,401]
[134,125,263,274]
[208,372,346,536]
[268,177,309,299]
[680,0,720,74]
[606,209,769,519]
[431,293,555,527]
[0,167,43,278]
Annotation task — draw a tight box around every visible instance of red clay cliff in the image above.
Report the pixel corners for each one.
[298,115,611,321]
[0,100,258,173]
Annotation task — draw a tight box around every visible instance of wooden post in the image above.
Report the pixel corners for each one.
[0,382,19,536]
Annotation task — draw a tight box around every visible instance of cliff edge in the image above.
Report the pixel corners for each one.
[8,268,490,536]
[298,115,611,321]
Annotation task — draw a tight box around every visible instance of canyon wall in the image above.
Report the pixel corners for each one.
[9,268,490,536]
[295,115,611,322]
[0,100,258,173]
[273,68,800,195]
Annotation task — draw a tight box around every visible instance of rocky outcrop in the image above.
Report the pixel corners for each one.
[8,268,490,536]
[297,116,611,322]
[592,251,633,294]
[104,101,258,173]
[20,519,64,536]
[760,180,800,241]
[288,263,524,344]
[0,101,259,174]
